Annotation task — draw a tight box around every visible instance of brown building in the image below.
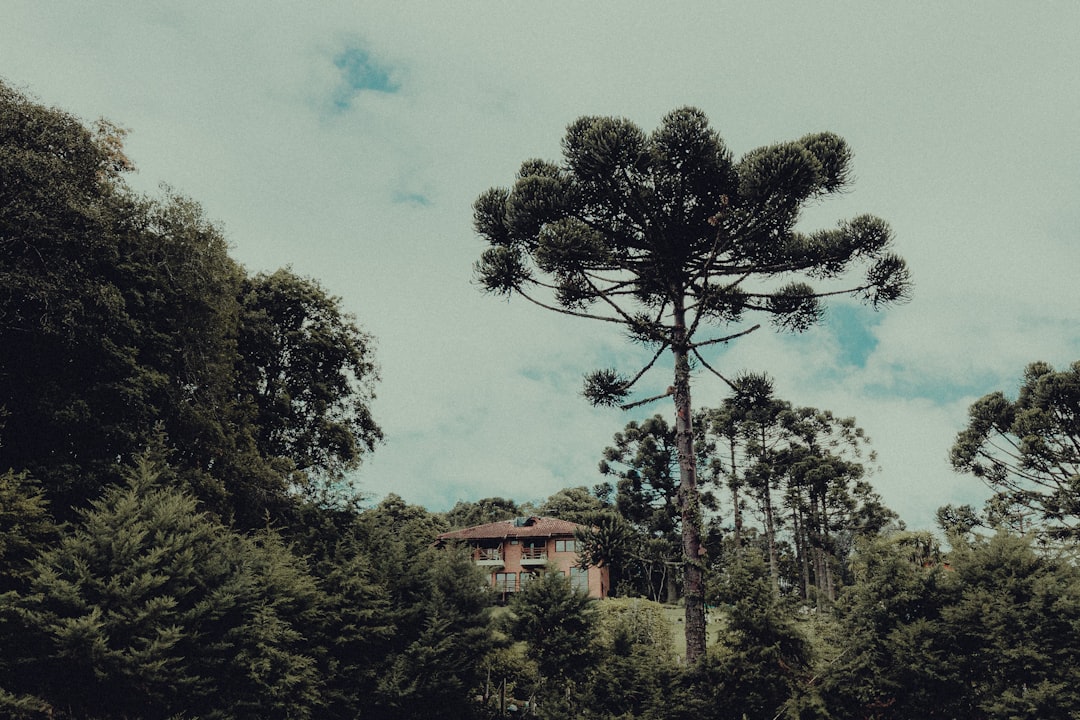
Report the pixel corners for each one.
[436,516,609,599]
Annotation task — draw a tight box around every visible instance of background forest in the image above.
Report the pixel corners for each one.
[4,73,1080,720]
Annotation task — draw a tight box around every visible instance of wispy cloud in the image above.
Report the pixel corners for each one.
[392,191,431,207]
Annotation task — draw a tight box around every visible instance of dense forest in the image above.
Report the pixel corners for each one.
[3,80,1080,719]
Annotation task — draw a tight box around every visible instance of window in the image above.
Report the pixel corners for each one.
[569,567,589,593]
[555,539,582,553]
[494,572,517,592]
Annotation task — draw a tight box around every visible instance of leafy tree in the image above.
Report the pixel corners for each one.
[574,511,638,597]
[0,80,163,511]
[472,107,910,660]
[951,360,1080,540]
[777,405,889,604]
[443,496,521,529]
[0,471,57,594]
[819,532,955,720]
[308,539,396,720]
[821,531,1080,719]
[0,81,382,526]
[685,554,817,720]
[0,471,58,718]
[939,533,1080,719]
[237,269,382,500]
[720,373,792,593]
[524,485,609,523]
[597,414,718,600]
[705,378,891,603]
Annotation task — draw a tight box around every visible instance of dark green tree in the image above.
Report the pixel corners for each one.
[527,485,609,522]
[237,269,382,501]
[824,531,1080,719]
[0,471,58,718]
[941,533,1080,719]
[777,405,889,605]
[0,471,57,594]
[305,532,396,720]
[587,597,677,719]
[819,532,955,720]
[442,496,521,529]
[574,511,638,597]
[472,107,910,660]
[598,414,714,600]
[951,360,1080,540]
[0,80,165,511]
[0,81,382,526]
[683,553,817,720]
[9,456,326,719]
[375,546,494,720]
[507,570,597,716]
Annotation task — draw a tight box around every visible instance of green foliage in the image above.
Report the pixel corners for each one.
[0,472,57,593]
[443,496,522,529]
[597,414,697,601]
[4,456,326,718]
[951,360,1080,540]
[527,485,609,523]
[703,378,893,605]
[575,512,638,597]
[475,107,911,662]
[0,81,382,527]
[508,571,597,682]
[824,531,1080,719]
[238,269,383,496]
[674,553,817,720]
[376,547,494,720]
[586,598,677,719]
[473,107,909,354]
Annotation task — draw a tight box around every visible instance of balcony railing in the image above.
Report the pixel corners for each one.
[520,546,547,565]
[473,548,503,565]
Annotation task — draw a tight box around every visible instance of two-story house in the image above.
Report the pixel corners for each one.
[436,516,609,599]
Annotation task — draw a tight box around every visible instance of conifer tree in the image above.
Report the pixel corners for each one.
[951,360,1080,540]
[507,570,597,717]
[12,456,325,719]
[473,107,909,661]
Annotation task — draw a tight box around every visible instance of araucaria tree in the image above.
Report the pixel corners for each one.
[473,107,910,662]
[951,360,1080,540]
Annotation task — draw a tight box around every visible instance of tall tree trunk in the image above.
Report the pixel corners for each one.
[792,499,811,600]
[763,484,780,596]
[728,435,743,550]
[672,316,706,665]
[761,427,780,595]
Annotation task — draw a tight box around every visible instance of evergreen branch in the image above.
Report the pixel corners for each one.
[612,343,672,408]
[691,347,738,392]
[690,324,761,350]
[620,388,674,411]
[516,288,629,326]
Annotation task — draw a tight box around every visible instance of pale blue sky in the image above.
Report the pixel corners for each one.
[3,2,1079,531]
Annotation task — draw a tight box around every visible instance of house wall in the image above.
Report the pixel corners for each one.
[486,536,608,599]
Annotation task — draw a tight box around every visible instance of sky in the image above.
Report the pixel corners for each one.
[3,2,1079,532]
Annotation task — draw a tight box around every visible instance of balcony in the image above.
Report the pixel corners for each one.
[520,546,548,566]
[473,548,503,566]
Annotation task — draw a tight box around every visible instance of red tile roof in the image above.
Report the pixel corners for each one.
[437,516,583,542]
